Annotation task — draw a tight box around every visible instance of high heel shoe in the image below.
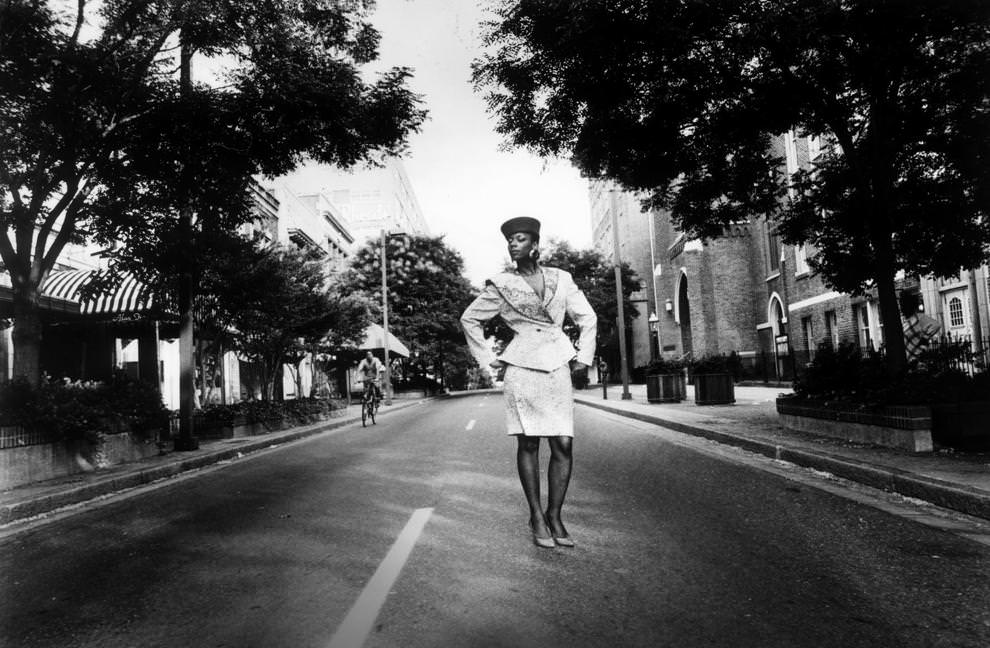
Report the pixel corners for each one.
[546,515,575,547]
[529,520,555,549]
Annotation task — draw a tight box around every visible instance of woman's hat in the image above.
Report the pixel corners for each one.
[500,216,541,238]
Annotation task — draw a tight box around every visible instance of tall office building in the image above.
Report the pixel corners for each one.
[280,159,429,243]
[588,180,654,371]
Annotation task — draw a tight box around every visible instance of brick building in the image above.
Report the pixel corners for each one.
[643,128,990,381]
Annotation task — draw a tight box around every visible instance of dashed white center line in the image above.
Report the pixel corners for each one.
[327,507,433,648]
[465,419,476,431]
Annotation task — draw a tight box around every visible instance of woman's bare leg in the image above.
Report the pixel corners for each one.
[516,435,550,536]
[545,436,573,538]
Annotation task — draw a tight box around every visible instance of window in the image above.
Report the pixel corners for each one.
[807,135,822,161]
[948,297,965,327]
[801,316,814,351]
[767,227,781,272]
[794,244,810,275]
[855,304,871,350]
[824,310,839,349]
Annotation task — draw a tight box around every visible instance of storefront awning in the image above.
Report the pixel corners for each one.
[41,270,154,315]
[359,323,411,357]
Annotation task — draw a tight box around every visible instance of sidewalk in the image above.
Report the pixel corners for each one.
[574,384,990,521]
[0,399,424,528]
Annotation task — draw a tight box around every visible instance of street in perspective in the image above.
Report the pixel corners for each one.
[2,2,989,648]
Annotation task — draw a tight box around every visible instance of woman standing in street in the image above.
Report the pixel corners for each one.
[460,217,597,548]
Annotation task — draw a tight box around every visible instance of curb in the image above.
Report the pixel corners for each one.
[576,398,990,522]
[0,400,424,527]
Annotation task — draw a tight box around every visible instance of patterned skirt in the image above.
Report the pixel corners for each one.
[503,363,574,437]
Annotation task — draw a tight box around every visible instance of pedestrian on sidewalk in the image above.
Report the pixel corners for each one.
[460,216,597,548]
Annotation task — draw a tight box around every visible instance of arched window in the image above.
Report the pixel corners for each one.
[948,297,965,327]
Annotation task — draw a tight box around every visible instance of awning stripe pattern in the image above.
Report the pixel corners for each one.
[41,270,153,314]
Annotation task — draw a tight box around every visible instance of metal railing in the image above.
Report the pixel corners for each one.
[734,335,989,385]
[0,426,55,449]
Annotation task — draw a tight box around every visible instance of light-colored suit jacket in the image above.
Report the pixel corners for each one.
[460,267,597,372]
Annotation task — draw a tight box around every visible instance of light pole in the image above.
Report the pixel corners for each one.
[380,229,392,406]
[609,189,632,400]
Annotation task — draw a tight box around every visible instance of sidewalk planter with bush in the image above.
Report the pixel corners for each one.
[776,397,934,452]
[195,398,346,440]
[0,375,169,489]
[776,342,990,453]
[643,358,687,403]
[689,355,736,405]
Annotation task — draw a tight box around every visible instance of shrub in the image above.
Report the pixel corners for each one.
[0,373,169,443]
[195,397,346,429]
[689,353,740,375]
[641,356,687,375]
[793,342,989,408]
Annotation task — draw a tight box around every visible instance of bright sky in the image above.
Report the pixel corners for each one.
[369,0,592,285]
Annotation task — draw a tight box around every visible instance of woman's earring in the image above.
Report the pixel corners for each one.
[529,248,538,259]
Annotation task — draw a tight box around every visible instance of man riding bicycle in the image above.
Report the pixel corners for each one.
[356,351,385,403]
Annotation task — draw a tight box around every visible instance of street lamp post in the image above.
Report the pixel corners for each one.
[380,229,393,406]
[609,189,632,400]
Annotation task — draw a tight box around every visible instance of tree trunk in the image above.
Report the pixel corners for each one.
[11,286,43,385]
[870,226,907,377]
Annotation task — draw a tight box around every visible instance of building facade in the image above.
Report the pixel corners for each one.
[280,159,429,243]
[643,129,990,381]
[1,178,360,409]
[588,180,654,373]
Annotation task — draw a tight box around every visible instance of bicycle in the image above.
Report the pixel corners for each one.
[361,381,380,427]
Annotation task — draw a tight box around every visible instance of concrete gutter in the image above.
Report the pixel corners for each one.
[577,399,990,522]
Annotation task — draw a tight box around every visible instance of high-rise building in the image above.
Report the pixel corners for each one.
[588,180,654,372]
[280,159,429,243]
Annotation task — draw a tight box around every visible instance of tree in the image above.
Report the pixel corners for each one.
[201,241,371,401]
[474,0,990,375]
[541,240,640,370]
[344,235,477,391]
[0,0,425,384]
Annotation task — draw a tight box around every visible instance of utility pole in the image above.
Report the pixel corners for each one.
[380,229,392,405]
[175,38,198,450]
[609,189,632,400]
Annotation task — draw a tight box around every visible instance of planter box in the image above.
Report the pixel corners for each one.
[0,432,160,490]
[776,398,933,453]
[693,373,735,405]
[932,401,990,451]
[393,389,429,400]
[646,373,686,403]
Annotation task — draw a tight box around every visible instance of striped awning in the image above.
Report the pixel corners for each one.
[41,270,154,315]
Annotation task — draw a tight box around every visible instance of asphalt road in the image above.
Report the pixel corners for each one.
[1,394,989,648]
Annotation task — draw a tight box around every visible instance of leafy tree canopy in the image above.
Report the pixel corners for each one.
[0,0,425,382]
[343,234,477,387]
[474,0,990,372]
[540,240,640,347]
[200,240,372,401]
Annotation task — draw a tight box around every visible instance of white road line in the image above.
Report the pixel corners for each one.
[465,419,476,430]
[327,507,433,648]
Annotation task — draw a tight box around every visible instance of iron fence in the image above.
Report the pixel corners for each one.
[918,335,990,377]
[735,335,989,385]
[0,426,54,449]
